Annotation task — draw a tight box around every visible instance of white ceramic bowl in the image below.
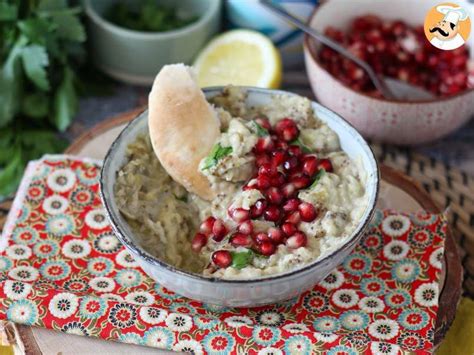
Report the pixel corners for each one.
[100,87,379,307]
[303,0,474,145]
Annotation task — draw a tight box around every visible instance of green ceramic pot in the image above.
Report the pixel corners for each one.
[84,0,221,85]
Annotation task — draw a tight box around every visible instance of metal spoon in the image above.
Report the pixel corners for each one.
[260,0,434,101]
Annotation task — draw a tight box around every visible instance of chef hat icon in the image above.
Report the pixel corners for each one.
[436,5,469,25]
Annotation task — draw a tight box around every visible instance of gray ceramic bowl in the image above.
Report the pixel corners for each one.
[100,87,379,307]
[84,0,221,85]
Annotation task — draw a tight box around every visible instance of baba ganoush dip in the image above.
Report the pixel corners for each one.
[114,87,368,279]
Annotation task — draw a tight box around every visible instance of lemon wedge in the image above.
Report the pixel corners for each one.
[193,29,282,89]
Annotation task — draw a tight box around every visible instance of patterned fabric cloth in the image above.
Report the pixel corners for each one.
[0,156,446,354]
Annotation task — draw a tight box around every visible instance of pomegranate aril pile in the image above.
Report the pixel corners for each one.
[318,15,471,97]
[194,117,330,269]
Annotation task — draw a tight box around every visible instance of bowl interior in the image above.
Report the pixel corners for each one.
[308,0,473,58]
[101,87,379,283]
[87,0,211,28]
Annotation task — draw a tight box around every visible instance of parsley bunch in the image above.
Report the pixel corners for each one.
[0,0,86,198]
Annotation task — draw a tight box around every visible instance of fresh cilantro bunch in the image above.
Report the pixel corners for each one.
[0,0,86,198]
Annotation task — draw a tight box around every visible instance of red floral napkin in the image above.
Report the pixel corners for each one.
[0,156,445,354]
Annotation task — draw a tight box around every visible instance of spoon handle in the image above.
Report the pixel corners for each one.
[259,0,396,99]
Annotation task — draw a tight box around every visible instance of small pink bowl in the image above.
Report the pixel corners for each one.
[303,0,474,145]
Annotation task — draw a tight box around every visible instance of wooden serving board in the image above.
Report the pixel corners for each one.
[6,109,461,354]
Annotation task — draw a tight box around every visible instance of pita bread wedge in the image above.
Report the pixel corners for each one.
[148,64,219,201]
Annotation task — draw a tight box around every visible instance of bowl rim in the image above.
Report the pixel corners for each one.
[84,0,221,39]
[100,86,380,285]
[303,1,474,105]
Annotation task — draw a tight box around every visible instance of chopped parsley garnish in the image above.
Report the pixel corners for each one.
[309,169,326,189]
[106,0,197,32]
[231,250,255,269]
[250,120,270,137]
[202,143,233,170]
[291,137,311,153]
[174,194,188,202]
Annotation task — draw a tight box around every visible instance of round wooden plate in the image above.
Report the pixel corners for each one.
[11,109,462,353]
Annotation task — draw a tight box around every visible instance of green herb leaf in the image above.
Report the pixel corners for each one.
[309,169,326,189]
[250,120,269,137]
[0,2,18,21]
[17,18,55,45]
[21,44,50,90]
[21,92,49,118]
[50,13,85,42]
[52,67,77,131]
[0,39,25,127]
[0,127,16,164]
[19,129,67,162]
[174,194,187,202]
[291,137,311,153]
[0,145,23,199]
[231,250,254,270]
[202,143,232,170]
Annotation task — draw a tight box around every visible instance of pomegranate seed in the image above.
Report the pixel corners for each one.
[254,232,271,244]
[256,174,271,190]
[288,170,303,181]
[255,117,271,131]
[282,183,296,199]
[298,202,318,222]
[191,233,207,252]
[285,211,301,225]
[266,187,284,205]
[271,150,287,167]
[392,21,406,36]
[238,220,253,235]
[291,175,311,189]
[317,159,333,172]
[255,154,271,167]
[288,145,302,157]
[258,241,276,256]
[212,219,228,242]
[302,156,318,177]
[212,250,232,268]
[270,172,286,187]
[264,204,281,222]
[267,227,284,244]
[348,65,364,80]
[230,233,253,248]
[258,163,276,177]
[286,232,307,249]
[254,136,274,153]
[281,222,297,237]
[229,208,250,223]
[200,217,216,235]
[276,140,289,150]
[283,198,300,212]
[275,118,299,142]
[283,156,298,171]
[250,199,267,218]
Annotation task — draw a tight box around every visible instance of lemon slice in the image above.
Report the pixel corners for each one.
[194,29,282,89]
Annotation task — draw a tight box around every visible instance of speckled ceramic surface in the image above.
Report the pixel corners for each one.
[100,87,379,307]
[303,0,474,145]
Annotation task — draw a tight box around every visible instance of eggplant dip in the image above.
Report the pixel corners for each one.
[114,87,368,279]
